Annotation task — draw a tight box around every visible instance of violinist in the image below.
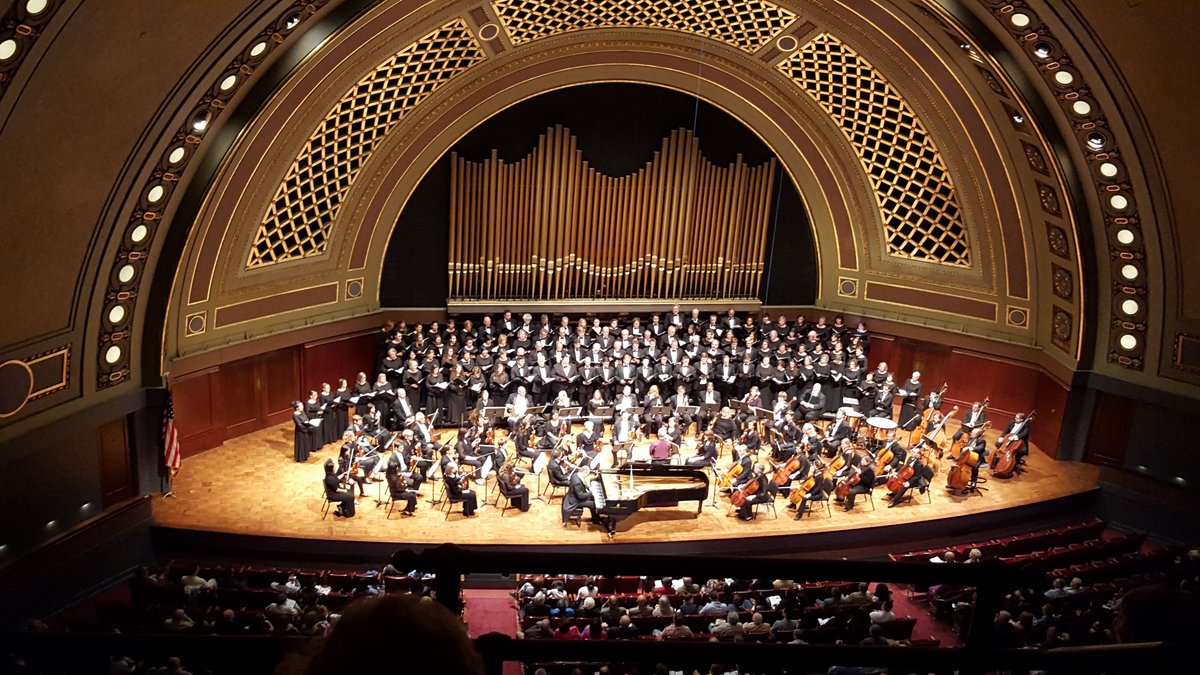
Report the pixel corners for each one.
[885,447,934,508]
[497,461,530,512]
[505,386,530,429]
[323,459,356,518]
[455,426,487,477]
[397,430,429,489]
[576,420,602,460]
[741,421,763,454]
[336,432,369,499]
[384,452,419,516]
[836,455,875,513]
[642,384,665,435]
[735,463,772,521]
[670,383,694,431]
[443,462,478,517]
[739,386,764,427]
[393,389,417,430]
[686,429,720,467]
[585,388,608,427]
[547,448,572,489]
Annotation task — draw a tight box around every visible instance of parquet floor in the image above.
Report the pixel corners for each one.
[154,423,1099,546]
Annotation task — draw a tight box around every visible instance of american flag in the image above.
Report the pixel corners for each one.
[163,391,181,471]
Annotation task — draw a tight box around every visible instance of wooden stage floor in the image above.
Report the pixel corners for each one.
[154,422,1100,549]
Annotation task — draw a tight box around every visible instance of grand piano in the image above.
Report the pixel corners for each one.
[588,462,710,537]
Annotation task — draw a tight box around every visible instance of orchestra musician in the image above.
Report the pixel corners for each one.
[995,412,1032,466]
[735,463,773,521]
[576,420,602,461]
[710,407,739,443]
[670,383,694,432]
[443,462,478,517]
[384,452,419,516]
[505,386,530,429]
[885,447,935,507]
[867,380,896,421]
[323,459,356,518]
[958,427,989,493]
[953,401,988,442]
[686,429,720,467]
[875,430,908,483]
[497,461,530,512]
[836,455,875,512]
[562,464,600,525]
[822,409,853,456]
[726,444,756,491]
[798,383,826,422]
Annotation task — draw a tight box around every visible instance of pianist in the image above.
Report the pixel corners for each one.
[562,464,600,526]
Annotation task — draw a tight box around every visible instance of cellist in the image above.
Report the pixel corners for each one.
[873,430,908,486]
[734,463,772,521]
[884,446,934,508]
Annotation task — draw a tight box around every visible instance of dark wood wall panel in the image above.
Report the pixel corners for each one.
[301,331,380,392]
[172,369,224,457]
[863,333,1055,454]
[1032,372,1069,457]
[170,333,377,456]
[220,358,259,437]
[263,347,300,425]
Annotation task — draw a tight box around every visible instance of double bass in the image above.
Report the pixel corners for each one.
[950,397,990,460]
[946,422,990,491]
[907,382,948,446]
[992,411,1035,478]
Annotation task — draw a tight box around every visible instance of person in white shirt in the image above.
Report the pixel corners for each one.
[870,600,896,624]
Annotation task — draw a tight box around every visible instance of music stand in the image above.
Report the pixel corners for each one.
[752,406,773,421]
[531,451,551,502]
[526,405,548,416]
[699,403,721,416]
[481,406,507,423]
[734,400,750,414]
[648,405,673,417]
[593,405,614,421]
[559,406,583,420]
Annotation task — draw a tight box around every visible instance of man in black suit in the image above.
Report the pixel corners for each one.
[562,464,600,525]
[996,412,1032,463]
[838,456,876,512]
[886,447,935,507]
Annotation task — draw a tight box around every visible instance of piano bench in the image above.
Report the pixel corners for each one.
[565,509,585,528]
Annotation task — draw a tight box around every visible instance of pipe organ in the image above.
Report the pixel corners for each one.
[448,125,776,302]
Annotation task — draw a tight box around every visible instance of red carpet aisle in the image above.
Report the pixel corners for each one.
[463,589,522,675]
[890,589,960,647]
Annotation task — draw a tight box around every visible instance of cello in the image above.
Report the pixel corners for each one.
[834,463,863,500]
[946,421,990,491]
[788,469,818,505]
[874,437,897,477]
[907,382,948,446]
[885,455,918,495]
[992,411,1035,478]
[729,473,761,507]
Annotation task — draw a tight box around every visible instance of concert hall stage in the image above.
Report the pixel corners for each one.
[152,423,1101,560]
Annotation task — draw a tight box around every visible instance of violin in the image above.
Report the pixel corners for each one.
[992,411,1034,478]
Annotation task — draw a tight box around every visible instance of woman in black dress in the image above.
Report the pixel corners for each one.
[293,401,314,463]
[497,462,530,512]
[445,364,468,427]
[323,459,355,518]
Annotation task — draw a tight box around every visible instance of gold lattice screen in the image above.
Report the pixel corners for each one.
[448,126,776,301]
